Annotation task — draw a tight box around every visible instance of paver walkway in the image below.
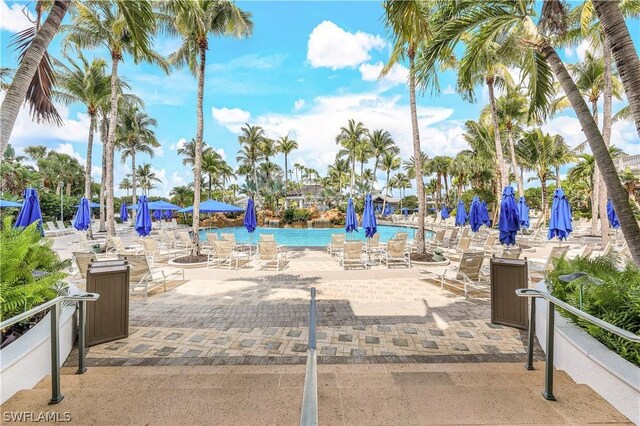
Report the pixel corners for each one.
[70,249,543,366]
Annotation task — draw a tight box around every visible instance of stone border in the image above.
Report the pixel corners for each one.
[168,258,208,268]
[411,259,450,267]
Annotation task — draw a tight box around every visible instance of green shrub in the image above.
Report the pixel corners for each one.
[282,208,311,224]
[546,255,640,366]
[0,217,69,321]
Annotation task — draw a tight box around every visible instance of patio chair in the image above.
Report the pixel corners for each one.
[207,240,248,269]
[381,239,410,268]
[174,231,192,250]
[444,228,459,248]
[479,233,498,256]
[221,233,236,243]
[71,251,97,281]
[105,235,142,257]
[427,229,446,248]
[257,241,287,271]
[141,238,185,265]
[418,251,487,299]
[72,231,106,252]
[445,237,471,259]
[339,241,367,270]
[326,234,345,256]
[45,221,65,237]
[170,219,184,229]
[365,233,384,260]
[203,232,219,251]
[118,254,184,302]
[500,247,522,259]
[55,220,74,235]
[259,234,275,242]
[530,246,569,280]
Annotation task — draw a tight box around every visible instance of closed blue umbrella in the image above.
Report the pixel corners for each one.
[135,195,152,237]
[606,199,620,229]
[153,210,163,220]
[163,210,172,220]
[548,188,573,241]
[345,197,358,234]
[498,187,520,246]
[383,204,391,216]
[455,199,467,226]
[480,201,491,226]
[0,199,23,208]
[517,196,530,229]
[73,197,91,231]
[74,201,101,209]
[469,196,483,232]
[244,198,257,233]
[362,193,377,238]
[14,188,43,235]
[402,207,409,218]
[120,202,129,222]
[441,205,450,219]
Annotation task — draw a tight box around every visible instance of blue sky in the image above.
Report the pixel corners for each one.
[1,0,639,197]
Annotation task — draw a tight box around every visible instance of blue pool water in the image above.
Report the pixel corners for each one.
[199,226,431,247]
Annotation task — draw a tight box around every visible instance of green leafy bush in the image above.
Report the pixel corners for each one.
[282,208,311,224]
[0,217,69,321]
[546,255,640,366]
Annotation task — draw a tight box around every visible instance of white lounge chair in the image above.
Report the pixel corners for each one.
[119,254,184,302]
[257,241,287,271]
[339,241,367,269]
[381,239,410,268]
[419,251,487,299]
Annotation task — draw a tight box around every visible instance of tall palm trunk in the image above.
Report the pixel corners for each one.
[540,176,547,224]
[486,77,508,198]
[350,157,356,197]
[99,117,107,232]
[599,43,614,244]
[507,127,524,197]
[409,52,426,254]
[372,160,379,192]
[590,100,600,235]
[191,45,206,255]
[593,0,640,137]
[84,113,96,238]
[0,0,69,156]
[105,55,121,237]
[131,153,137,211]
[284,154,289,209]
[382,170,391,214]
[539,41,640,264]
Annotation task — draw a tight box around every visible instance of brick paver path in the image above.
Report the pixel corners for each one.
[73,249,542,366]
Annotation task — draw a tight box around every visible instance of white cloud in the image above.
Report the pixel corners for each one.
[0,91,92,148]
[359,62,408,90]
[53,143,85,165]
[169,137,187,151]
[148,169,189,198]
[211,106,251,133]
[442,85,456,95]
[294,99,305,111]
[307,21,386,70]
[213,92,460,175]
[0,0,32,32]
[215,148,226,161]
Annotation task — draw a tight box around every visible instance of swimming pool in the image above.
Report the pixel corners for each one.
[199,226,431,247]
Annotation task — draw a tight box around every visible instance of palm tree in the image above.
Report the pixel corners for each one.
[201,149,225,199]
[119,177,132,197]
[591,0,640,136]
[65,0,168,236]
[227,183,240,203]
[276,136,298,208]
[166,0,253,254]
[380,151,400,214]
[54,52,111,201]
[382,0,433,254]
[368,129,398,190]
[516,128,561,224]
[117,104,159,210]
[420,0,640,263]
[1,1,70,155]
[392,172,411,209]
[482,86,529,197]
[136,163,162,196]
[170,185,193,206]
[237,123,265,199]
[336,119,368,197]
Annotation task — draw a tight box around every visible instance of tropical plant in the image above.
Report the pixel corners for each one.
[54,51,111,201]
[136,163,162,196]
[116,104,159,208]
[335,119,368,196]
[382,0,435,254]
[380,151,400,214]
[65,0,168,236]
[368,129,398,191]
[547,255,640,366]
[170,185,194,206]
[0,217,69,322]
[276,136,298,208]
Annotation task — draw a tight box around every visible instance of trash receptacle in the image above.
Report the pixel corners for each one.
[86,260,130,346]
[490,257,529,330]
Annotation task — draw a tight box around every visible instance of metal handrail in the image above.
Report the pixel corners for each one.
[300,288,318,426]
[516,287,640,401]
[0,293,100,404]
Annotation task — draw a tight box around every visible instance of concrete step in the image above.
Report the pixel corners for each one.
[1,363,632,425]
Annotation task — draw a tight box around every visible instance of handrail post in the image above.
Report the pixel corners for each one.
[526,297,536,371]
[543,301,556,401]
[309,288,316,350]
[77,300,87,374]
[49,303,63,404]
